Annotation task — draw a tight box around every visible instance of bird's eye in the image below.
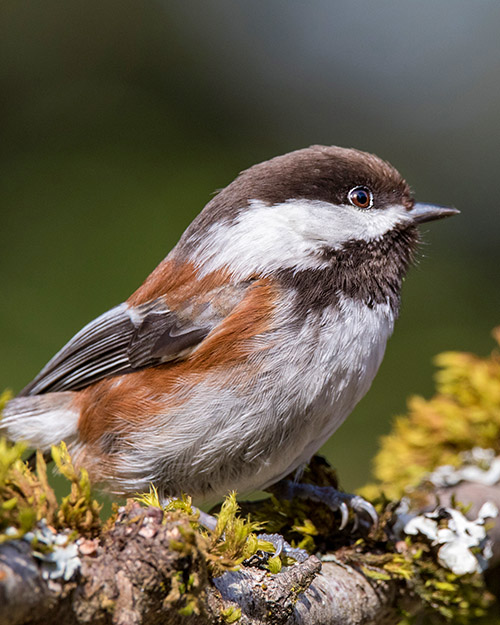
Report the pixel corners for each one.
[348,186,373,209]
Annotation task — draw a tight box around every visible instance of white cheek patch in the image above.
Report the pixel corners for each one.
[193,199,411,279]
[344,203,412,241]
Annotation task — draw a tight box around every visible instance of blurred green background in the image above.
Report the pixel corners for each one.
[1,1,499,492]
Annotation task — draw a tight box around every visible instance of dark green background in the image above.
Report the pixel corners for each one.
[1,1,499,492]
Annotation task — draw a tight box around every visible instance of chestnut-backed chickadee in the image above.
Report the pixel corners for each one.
[1,145,458,515]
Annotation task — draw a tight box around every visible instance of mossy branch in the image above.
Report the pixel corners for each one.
[1,330,500,624]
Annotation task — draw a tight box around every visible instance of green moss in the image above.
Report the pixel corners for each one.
[221,606,242,623]
[134,483,163,509]
[164,568,203,617]
[362,327,500,501]
[0,438,57,541]
[194,492,273,577]
[52,441,102,535]
[236,457,352,555]
[0,427,102,542]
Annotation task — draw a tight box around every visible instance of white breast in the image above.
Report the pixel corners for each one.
[250,294,396,490]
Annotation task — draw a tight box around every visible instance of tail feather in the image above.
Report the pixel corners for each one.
[0,392,79,451]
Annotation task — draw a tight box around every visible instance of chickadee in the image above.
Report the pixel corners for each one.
[1,145,458,514]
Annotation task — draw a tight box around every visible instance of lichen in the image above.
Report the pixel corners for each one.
[24,519,81,580]
[402,503,497,575]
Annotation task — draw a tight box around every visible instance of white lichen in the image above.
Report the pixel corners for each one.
[426,448,500,488]
[402,503,498,575]
[23,519,81,581]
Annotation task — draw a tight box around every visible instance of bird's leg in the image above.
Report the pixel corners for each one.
[160,497,219,531]
[269,479,378,532]
[196,508,218,531]
[161,498,309,564]
[196,505,309,563]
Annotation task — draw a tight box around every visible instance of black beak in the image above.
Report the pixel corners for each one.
[409,202,460,224]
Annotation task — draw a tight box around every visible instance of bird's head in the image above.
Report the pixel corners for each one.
[176,145,458,281]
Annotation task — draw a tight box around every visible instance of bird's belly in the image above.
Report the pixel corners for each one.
[232,298,396,493]
[105,298,395,500]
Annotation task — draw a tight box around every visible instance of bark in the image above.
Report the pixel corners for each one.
[0,482,498,625]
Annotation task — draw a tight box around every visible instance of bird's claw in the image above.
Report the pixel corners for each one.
[350,494,378,531]
[339,501,349,530]
[322,490,378,531]
[274,480,378,532]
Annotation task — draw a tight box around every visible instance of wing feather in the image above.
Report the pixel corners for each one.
[19,298,210,395]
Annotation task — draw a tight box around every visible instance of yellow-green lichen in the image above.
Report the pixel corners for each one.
[345,535,495,624]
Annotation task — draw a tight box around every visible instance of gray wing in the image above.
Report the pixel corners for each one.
[19,297,212,396]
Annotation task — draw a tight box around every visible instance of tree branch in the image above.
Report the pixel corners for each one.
[1,476,498,625]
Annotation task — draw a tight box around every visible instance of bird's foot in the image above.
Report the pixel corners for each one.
[259,532,309,562]
[271,480,378,532]
[243,532,309,568]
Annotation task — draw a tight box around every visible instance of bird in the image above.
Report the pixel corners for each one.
[1,145,458,524]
